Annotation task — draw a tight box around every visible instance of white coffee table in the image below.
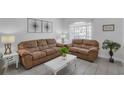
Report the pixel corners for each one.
[44,54,77,75]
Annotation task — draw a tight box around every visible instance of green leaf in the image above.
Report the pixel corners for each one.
[102,40,121,52]
[59,47,69,55]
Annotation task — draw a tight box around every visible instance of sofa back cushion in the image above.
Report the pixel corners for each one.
[73,44,82,48]
[26,48,39,52]
[47,39,56,44]
[72,39,83,44]
[37,39,49,50]
[72,39,99,49]
[83,39,99,47]
[46,39,56,48]
[81,44,92,49]
[18,40,38,49]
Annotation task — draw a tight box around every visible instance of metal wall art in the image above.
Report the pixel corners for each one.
[43,21,53,33]
[27,18,53,33]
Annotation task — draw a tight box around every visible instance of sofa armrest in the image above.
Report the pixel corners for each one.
[89,47,98,51]
[18,49,33,57]
[56,43,64,47]
[88,47,99,61]
[88,47,98,54]
[18,49,33,69]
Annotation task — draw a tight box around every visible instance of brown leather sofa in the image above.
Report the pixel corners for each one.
[18,39,64,69]
[66,39,99,62]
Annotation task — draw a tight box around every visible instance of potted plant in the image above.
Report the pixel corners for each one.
[59,47,69,60]
[102,40,121,63]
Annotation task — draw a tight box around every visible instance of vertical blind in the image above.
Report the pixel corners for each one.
[70,22,92,39]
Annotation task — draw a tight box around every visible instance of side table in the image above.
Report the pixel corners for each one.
[3,52,19,69]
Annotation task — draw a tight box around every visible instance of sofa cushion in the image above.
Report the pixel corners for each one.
[53,47,61,52]
[47,39,56,48]
[26,47,39,52]
[48,44,56,48]
[81,45,92,49]
[47,39,56,44]
[37,39,47,46]
[38,46,44,51]
[69,47,79,53]
[18,40,37,49]
[42,46,49,49]
[83,39,98,47]
[37,39,49,49]
[56,43,64,47]
[72,39,83,44]
[77,48,89,55]
[73,44,82,48]
[89,47,98,51]
[32,51,46,60]
[69,47,89,55]
[44,49,57,55]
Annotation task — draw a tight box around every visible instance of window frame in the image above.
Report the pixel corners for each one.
[69,22,92,40]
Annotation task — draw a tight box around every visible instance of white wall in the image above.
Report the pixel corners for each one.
[93,18,123,62]
[0,18,63,53]
[122,19,124,62]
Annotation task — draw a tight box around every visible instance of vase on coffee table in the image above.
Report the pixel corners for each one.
[62,53,67,60]
[59,47,69,60]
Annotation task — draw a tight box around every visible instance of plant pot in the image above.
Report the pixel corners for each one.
[109,58,114,63]
[109,50,114,63]
[62,54,67,60]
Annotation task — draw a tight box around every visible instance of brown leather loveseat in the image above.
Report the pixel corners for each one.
[66,39,99,62]
[18,39,64,69]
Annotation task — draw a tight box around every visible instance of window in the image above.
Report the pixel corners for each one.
[69,22,92,39]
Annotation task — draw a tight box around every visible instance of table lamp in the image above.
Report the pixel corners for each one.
[1,35,15,55]
[61,34,66,44]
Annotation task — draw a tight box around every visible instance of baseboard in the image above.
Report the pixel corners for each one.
[98,55,124,63]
